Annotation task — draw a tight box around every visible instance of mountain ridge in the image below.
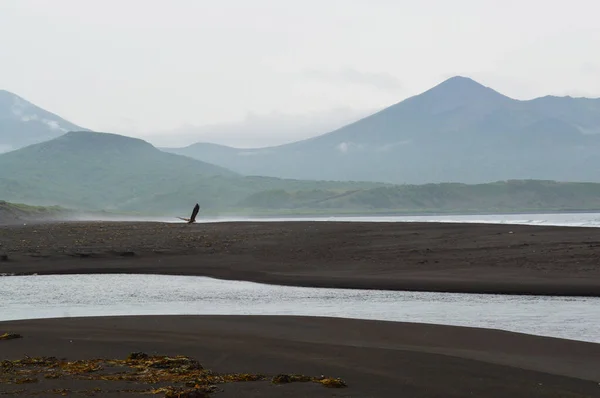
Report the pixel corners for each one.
[164,75,600,184]
[0,131,240,210]
[0,89,88,152]
[0,130,387,213]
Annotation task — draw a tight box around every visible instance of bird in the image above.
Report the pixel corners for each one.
[177,203,200,223]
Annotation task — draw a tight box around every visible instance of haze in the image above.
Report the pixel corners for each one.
[1,0,599,148]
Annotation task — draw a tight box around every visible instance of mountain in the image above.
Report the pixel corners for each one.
[0,131,385,213]
[164,76,600,184]
[0,90,88,153]
[0,131,239,211]
[3,130,600,216]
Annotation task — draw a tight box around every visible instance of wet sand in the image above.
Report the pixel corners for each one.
[1,315,600,397]
[2,221,600,396]
[1,220,599,295]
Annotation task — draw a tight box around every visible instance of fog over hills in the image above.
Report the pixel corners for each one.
[4,131,600,216]
[3,76,600,216]
[0,89,374,152]
[0,90,87,153]
[5,76,600,186]
[146,107,376,148]
[164,76,600,184]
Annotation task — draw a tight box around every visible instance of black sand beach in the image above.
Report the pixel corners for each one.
[1,221,600,397]
[1,316,600,397]
[1,221,599,295]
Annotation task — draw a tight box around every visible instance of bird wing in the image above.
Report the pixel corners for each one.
[190,203,200,222]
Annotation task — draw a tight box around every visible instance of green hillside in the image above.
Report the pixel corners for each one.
[0,131,237,211]
[235,180,600,214]
[0,131,386,215]
[0,200,67,224]
[3,131,600,217]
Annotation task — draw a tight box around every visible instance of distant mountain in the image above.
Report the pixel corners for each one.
[3,130,600,217]
[0,131,239,211]
[164,76,600,184]
[0,90,88,152]
[0,131,384,213]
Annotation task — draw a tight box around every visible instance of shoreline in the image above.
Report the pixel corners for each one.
[4,266,600,297]
[2,221,600,396]
[163,208,600,220]
[195,208,600,219]
[6,208,600,228]
[1,315,599,397]
[1,220,599,296]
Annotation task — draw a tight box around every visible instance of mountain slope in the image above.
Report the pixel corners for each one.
[0,131,387,213]
[0,90,88,152]
[0,131,239,210]
[238,179,600,213]
[3,130,600,216]
[165,76,600,184]
[0,200,67,225]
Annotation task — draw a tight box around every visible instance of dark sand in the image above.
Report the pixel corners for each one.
[2,221,600,397]
[1,220,599,295]
[1,316,600,397]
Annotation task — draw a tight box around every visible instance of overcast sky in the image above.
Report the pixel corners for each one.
[1,0,599,146]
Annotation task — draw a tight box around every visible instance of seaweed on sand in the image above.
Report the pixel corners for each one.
[0,352,347,396]
[0,332,22,341]
[272,373,348,388]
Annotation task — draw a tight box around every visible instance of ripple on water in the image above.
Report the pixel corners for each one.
[1,274,599,344]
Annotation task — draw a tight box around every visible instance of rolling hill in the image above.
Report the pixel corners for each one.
[0,131,387,214]
[3,80,600,216]
[0,90,88,153]
[164,76,600,184]
[2,131,600,216]
[0,200,68,225]
[245,180,600,214]
[0,131,239,211]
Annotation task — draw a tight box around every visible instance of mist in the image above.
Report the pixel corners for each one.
[2,1,600,221]
[141,107,377,149]
[1,0,599,149]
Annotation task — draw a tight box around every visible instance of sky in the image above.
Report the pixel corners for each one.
[1,0,599,147]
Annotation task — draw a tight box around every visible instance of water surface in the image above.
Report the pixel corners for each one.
[2,274,598,344]
[71,211,600,227]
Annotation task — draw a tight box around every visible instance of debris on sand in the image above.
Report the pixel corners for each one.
[152,386,212,398]
[0,332,22,341]
[0,352,348,396]
[14,377,38,384]
[316,377,348,388]
[126,351,148,360]
[271,374,312,384]
[271,373,347,387]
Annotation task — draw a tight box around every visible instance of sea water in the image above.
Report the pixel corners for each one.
[1,274,598,344]
[71,211,600,228]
